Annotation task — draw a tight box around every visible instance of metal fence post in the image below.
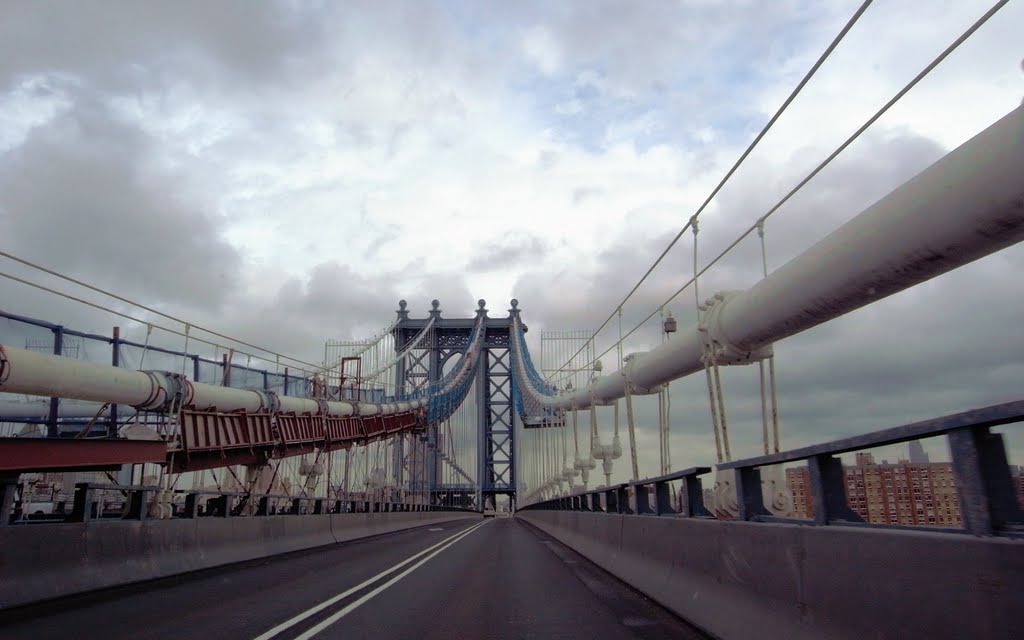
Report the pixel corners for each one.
[655,480,676,516]
[183,492,199,518]
[605,487,618,513]
[617,485,633,515]
[948,426,1021,535]
[47,325,64,437]
[125,487,150,521]
[735,467,768,520]
[71,483,95,522]
[110,326,119,437]
[808,455,863,525]
[0,476,19,526]
[681,473,712,517]
[635,483,653,515]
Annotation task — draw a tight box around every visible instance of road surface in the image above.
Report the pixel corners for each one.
[0,516,708,639]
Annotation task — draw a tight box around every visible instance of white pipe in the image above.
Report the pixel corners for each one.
[718,103,1024,353]
[187,382,267,412]
[533,104,1024,410]
[12,105,1017,419]
[0,345,160,408]
[0,345,417,418]
[323,400,356,417]
[280,396,324,415]
[358,403,380,416]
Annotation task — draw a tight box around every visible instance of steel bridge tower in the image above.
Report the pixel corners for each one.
[393,299,521,511]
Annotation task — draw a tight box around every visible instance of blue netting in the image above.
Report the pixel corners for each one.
[513,377,525,416]
[512,321,561,397]
[509,318,564,424]
[377,317,485,425]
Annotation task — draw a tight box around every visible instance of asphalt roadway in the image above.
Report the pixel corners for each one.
[0,516,709,639]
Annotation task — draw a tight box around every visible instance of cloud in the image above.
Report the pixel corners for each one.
[466,232,550,273]
[511,124,1024,479]
[1,1,1022,484]
[522,26,563,76]
[0,1,329,94]
[0,99,243,311]
[201,259,475,365]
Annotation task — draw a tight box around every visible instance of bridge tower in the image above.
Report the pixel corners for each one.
[393,299,520,511]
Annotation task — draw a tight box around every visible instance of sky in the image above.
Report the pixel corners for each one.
[0,0,1022,483]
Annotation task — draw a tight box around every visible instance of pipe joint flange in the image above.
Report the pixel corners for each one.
[625,381,662,396]
[700,291,774,366]
[138,371,190,412]
[253,390,280,414]
[314,398,330,416]
[627,381,669,396]
[620,358,660,396]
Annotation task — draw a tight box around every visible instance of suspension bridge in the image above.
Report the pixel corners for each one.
[1,6,1023,638]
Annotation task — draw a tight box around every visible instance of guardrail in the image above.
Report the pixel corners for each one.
[0,309,316,436]
[1,497,482,610]
[521,399,1024,537]
[4,482,476,525]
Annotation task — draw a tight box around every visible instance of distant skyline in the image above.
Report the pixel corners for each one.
[1,1,1022,480]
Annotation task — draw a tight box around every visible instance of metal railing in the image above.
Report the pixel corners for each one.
[4,482,475,524]
[0,309,316,436]
[521,400,1024,537]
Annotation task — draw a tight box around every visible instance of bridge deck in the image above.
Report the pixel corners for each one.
[0,518,706,640]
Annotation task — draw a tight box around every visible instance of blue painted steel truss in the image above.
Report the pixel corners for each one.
[393,300,520,506]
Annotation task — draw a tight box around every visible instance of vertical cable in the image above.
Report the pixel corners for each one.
[757,221,783,454]
[694,221,724,463]
[624,375,639,481]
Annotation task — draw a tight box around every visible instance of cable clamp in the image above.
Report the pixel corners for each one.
[700,291,773,366]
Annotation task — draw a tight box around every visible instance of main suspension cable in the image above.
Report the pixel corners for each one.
[548,0,876,382]
[0,250,333,372]
[557,0,1009,379]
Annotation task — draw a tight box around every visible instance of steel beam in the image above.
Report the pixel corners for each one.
[0,438,168,474]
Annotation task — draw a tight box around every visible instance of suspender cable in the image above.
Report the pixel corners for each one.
[694,220,724,463]
[623,370,639,482]
[545,0,876,383]
[756,220,782,454]
[572,402,580,470]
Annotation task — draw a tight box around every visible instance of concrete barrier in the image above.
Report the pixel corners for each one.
[0,512,479,610]
[519,511,1023,640]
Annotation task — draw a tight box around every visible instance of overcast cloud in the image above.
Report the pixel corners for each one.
[0,0,1022,481]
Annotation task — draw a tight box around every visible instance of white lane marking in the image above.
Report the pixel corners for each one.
[428,528,443,531]
[294,520,488,639]
[254,520,485,640]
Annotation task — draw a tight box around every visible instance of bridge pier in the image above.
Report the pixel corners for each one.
[0,474,18,525]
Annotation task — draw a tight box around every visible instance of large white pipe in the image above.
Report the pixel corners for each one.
[718,103,1024,353]
[187,382,268,412]
[280,396,325,415]
[0,344,420,418]
[536,104,1024,410]
[0,345,161,408]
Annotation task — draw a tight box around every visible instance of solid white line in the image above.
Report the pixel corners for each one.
[294,520,487,639]
[254,520,486,640]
